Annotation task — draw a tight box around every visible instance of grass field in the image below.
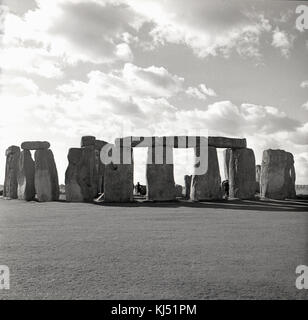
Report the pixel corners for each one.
[0,198,307,300]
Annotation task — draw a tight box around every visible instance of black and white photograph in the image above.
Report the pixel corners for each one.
[0,0,308,308]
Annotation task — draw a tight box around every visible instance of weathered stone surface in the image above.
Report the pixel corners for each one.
[4,146,20,199]
[34,149,59,202]
[146,146,176,201]
[184,175,192,199]
[229,148,256,199]
[95,139,108,151]
[77,146,98,202]
[255,165,261,193]
[104,162,134,202]
[208,137,247,149]
[81,136,96,147]
[175,184,183,197]
[260,149,296,199]
[21,141,50,150]
[190,146,222,201]
[65,148,83,202]
[17,150,35,201]
[223,148,231,180]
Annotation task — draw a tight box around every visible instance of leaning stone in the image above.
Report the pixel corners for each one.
[17,150,35,201]
[81,136,96,147]
[65,148,83,202]
[21,141,50,150]
[104,162,134,202]
[184,175,192,199]
[34,149,59,202]
[190,146,222,201]
[3,146,20,199]
[229,148,256,199]
[260,149,296,199]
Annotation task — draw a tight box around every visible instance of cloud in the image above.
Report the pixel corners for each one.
[271,28,294,58]
[300,80,308,88]
[186,84,217,100]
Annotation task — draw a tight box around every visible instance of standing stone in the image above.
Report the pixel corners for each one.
[229,148,256,199]
[3,146,20,199]
[190,146,222,201]
[21,141,50,150]
[146,146,176,201]
[34,149,59,202]
[81,136,96,147]
[17,150,35,201]
[65,148,83,202]
[104,146,134,202]
[184,175,192,199]
[260,149,296,199]
[255,165,261,193]
[223,148,231,180]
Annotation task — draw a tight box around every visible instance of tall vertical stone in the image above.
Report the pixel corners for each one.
[255,165,261,193]
[190,146,222,201]
[17,150,35,201]
[184,175,192,199]
[146,146,176,201]
[223,148,231,180]
[3,146,20,199]
[77,146,98,202]
[104,146,134,202]
[34,149,59,202]
[229,148,256,199]
[260,149,296,199]
[94,139,108,195]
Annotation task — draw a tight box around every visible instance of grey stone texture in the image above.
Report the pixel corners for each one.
[17,150,35,201]
[3,146,20,199]
[21,141,50,150]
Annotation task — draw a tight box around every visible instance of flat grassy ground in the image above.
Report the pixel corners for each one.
[0,198,307,300]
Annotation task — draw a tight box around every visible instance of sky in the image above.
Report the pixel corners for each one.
[0,0,308,185]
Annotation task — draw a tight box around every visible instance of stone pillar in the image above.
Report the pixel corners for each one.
[229,148,256,199]
[3,146,20,199]
[184,175,192,199]
[104,146,134,202]
[260,149,296,199]
[17,150,35,201]
[190,146,222,201]
[94,139,108,195]
[65,148,83,202]
[146,146,176,201]
[34,149,59,202]
[223,148,231,180]
[255,165,261,193]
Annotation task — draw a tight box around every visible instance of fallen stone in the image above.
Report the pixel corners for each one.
[260,149,296,199]
[17,150,35,201]
[3,146,20,199]
[184,175,192,199]
[81,136,96,147]
[190,146,222,201]
[34,149,59,202]
[229,148,256,199]
[65,148,83,202]
[21,141,50,150]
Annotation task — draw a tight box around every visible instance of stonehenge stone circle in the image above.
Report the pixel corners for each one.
[184,175,192,199]
[17,150,35,201]
[65,148,83,202]
[190,146,222,201]
[3,146,20,199]
[229,148,256,199]
[34,149,59,202]
[260,149,296,199]
[21,141,50,150]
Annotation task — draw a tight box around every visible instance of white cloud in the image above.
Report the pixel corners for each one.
[186,84,217,100]
[300,80,308,88]
[302,101,308,110]
[271,28,294,58]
